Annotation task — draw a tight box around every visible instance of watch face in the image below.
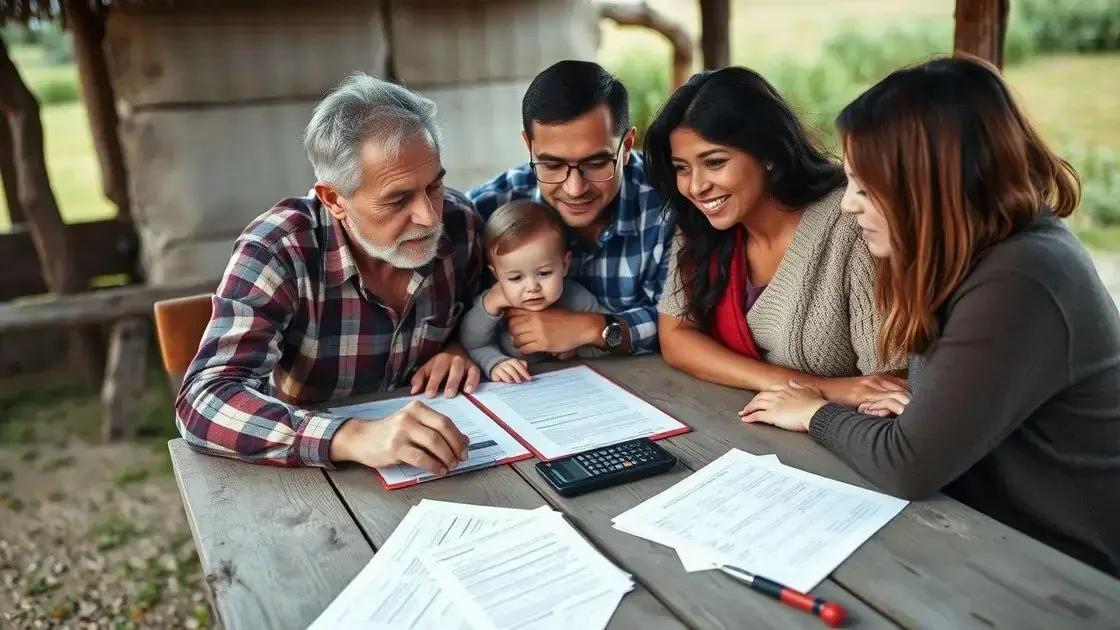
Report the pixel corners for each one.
[604,322,623,348]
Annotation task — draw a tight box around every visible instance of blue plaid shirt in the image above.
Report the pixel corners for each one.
[468,152,672,354]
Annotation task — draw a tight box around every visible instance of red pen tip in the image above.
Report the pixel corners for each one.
[819,602,846,627]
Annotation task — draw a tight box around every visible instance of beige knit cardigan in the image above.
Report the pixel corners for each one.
[659,188,898,376]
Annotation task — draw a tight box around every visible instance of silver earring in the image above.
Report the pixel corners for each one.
[765,163,774,172]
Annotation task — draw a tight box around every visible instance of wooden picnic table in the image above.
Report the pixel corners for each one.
[169,356,1120,629]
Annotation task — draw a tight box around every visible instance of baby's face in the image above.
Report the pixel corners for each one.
[490,233,570,312]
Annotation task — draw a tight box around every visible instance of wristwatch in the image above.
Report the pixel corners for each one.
[601,315,624,351]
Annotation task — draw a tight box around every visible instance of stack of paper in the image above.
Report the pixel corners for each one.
[309,500,633,630]
[612,449,908,592]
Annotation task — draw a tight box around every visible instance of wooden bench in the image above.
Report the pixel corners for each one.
[0,281,214,440]
[170,356,1120,629]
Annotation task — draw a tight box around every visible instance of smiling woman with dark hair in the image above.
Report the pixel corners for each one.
[645,67,905,409]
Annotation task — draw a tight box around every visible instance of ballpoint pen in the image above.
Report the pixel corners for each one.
[719,564,847,627]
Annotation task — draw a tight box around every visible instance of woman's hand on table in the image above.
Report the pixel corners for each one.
[739,381,829,432]
[857,390,912,417]
[814,373,909,408]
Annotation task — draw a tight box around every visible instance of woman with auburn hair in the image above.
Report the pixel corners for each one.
[741,56,1120,573]
[646,67,905,408]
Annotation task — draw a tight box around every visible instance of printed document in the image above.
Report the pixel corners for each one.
[612,449,907,592]
[422,510,633,630]
[469,365,689,459]
[329,395,530,489]
[307,500,539,630]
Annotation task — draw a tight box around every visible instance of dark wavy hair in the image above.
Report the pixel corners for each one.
[644,67,844,327]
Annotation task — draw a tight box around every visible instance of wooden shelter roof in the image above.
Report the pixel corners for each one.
[1,0,315,24]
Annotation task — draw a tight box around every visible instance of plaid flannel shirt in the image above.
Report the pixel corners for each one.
[175,190,482,467]
[467,152,673,354]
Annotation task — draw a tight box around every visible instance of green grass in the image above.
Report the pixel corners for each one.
[605,0,954,66]
[1005,52,1120,149]
[0,364,179,450]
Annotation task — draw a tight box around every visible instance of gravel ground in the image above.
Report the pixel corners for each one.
[0,443,212,629]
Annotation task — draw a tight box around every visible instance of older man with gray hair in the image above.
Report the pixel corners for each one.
[176,74,481,475]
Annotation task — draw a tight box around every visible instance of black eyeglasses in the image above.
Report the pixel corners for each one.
[529,137,625,184]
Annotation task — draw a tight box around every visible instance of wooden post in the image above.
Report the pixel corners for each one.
[0,34,105,386]
[699,0,730,70]
[954,0,1010,68]
[0,116,23,226]
[67,0,133,221]
[101,316,148,442]
[0,36,83,293]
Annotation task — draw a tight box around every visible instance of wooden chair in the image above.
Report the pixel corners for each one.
[153,293,213,394]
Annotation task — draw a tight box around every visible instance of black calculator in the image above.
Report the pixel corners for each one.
[535,438,677,497]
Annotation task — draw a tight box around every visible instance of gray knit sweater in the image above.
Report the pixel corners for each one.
[658,188,895,375]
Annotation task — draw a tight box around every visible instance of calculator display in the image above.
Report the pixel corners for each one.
[549,460,592,482]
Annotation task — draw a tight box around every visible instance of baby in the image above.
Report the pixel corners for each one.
[461,200,603,383]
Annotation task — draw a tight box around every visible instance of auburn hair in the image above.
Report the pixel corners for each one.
[837,55,1080,363]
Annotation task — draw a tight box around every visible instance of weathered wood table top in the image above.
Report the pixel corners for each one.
[169,356,1120,629]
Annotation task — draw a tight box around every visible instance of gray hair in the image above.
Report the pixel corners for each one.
[303,73,441,197]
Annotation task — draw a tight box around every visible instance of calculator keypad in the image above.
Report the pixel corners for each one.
[573,439,665,476]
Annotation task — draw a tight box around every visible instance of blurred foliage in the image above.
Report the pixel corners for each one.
[1068,146,1120,226]
[606,12,1120,244]
[1016,0,1120,53]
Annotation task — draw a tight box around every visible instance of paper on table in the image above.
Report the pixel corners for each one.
[468,365,690,460]
[421,509,634,630]
[609,452,783,572]
[677,452,780,571]
[330,394,530,489]
[307,500,542,630]
[611,449,908,592]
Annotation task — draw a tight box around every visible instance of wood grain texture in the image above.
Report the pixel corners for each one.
[0,281,214,331]
[592,356,1120,629]
[169,440,372,630]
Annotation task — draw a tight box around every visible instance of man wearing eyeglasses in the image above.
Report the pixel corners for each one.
[468,60,672,358]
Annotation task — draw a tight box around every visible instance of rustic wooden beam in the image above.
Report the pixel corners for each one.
[0,219,138,301]
[954,0,1010,68]
[0,281,216,332]
[66,0,133,221]
[699,0,730,69]
[600,1,695,88]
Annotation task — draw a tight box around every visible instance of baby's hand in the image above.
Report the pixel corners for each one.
[490,358,531,383]
[483,285,511,316]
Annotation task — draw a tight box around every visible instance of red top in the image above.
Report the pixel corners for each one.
[709,226,763,359]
